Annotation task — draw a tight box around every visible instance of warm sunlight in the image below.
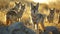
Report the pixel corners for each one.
[33,0,49,3]
[32,0,56,4]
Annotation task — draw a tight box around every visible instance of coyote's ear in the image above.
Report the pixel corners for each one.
[19,2,21,4]
[22,4,25,8]
[23,4,25,9]
[21,4,25,8]
[23,4,25,6]
[36,3,39,7]
[15,2,17,5]
[31,3,34,7]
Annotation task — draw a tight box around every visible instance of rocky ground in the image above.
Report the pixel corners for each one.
[0,22,36,34]
[0,22,60,34]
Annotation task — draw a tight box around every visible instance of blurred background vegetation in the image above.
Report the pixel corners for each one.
[0,0,60,27]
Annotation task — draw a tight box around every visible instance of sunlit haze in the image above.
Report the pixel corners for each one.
[32,0,57,4]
